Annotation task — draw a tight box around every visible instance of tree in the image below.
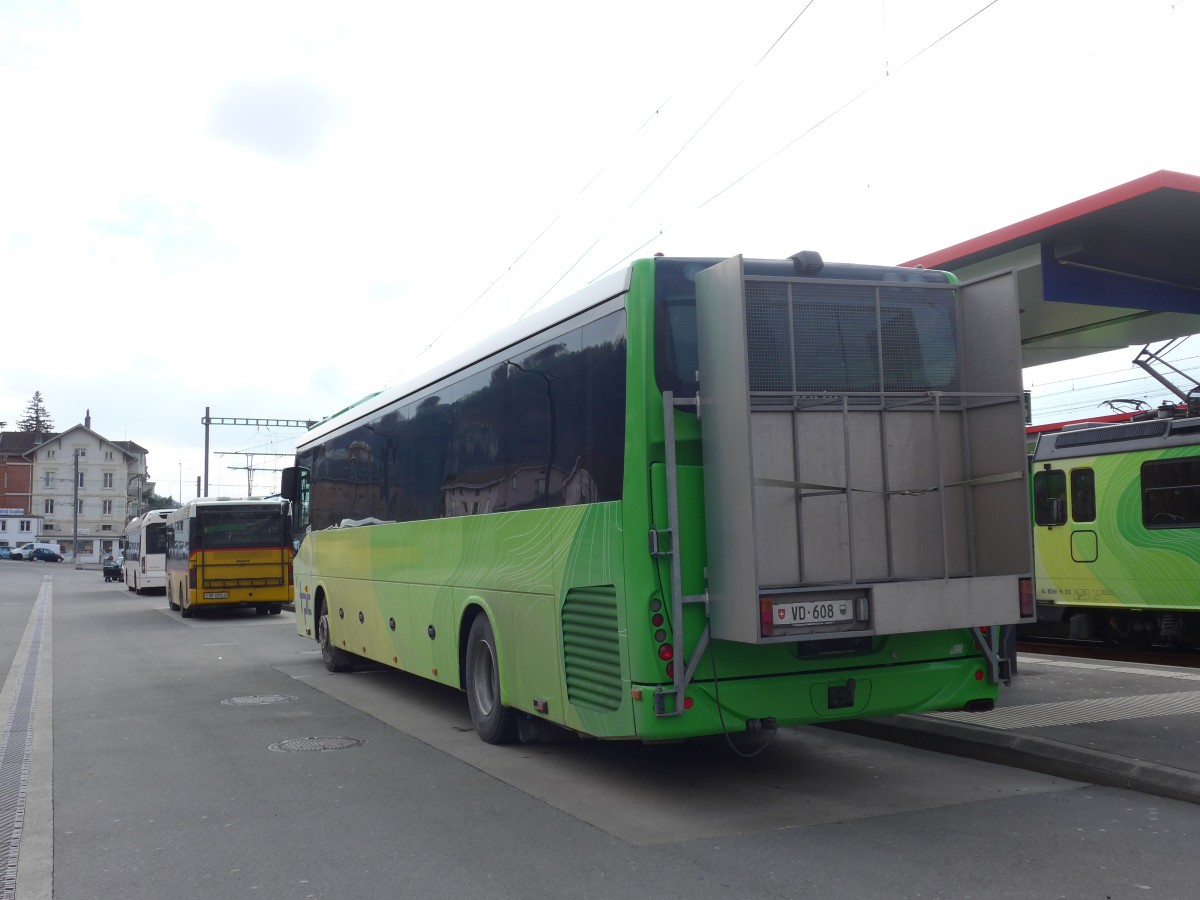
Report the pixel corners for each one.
[16,391,55,433]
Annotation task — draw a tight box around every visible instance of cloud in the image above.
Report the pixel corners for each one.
[208,78,343,161]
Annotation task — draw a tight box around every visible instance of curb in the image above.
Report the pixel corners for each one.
[822,714,1200,806]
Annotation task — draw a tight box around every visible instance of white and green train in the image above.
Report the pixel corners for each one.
[1031,411,1200,648]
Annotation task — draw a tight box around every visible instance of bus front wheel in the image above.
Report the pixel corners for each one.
[465,614,518,744]
[318,605,354,673]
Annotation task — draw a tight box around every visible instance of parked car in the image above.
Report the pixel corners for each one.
[11,541,64,560]
[30,547,63,562]
[0,546,11,559]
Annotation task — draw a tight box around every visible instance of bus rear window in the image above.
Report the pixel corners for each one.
[653,258,959,401]
[197,509,289,549]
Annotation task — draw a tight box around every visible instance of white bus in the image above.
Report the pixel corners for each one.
[124,508,171,594]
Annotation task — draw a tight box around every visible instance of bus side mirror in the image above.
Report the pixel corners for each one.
[280,467,302,501]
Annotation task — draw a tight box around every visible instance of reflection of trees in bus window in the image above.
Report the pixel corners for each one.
[303,309,626,527]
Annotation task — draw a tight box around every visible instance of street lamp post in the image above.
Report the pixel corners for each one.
[72,449,80,567]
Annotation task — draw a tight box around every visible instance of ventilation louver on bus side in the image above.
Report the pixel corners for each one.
[562,586,622,713]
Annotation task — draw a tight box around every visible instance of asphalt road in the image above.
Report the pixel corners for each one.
[3,562,1199,900]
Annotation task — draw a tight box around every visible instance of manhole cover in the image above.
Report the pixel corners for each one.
[268,737,368,752]
[221,694,298,706]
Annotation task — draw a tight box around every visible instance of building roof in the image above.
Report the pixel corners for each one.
[0,427,145,461]
[0,431,57,456]
[904,170,1200,367]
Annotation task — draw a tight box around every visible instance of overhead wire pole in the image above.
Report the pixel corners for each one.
[213,451,293,497]
[201,407,315,497]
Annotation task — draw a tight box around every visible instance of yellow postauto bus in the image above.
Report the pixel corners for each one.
[165,498,293,617]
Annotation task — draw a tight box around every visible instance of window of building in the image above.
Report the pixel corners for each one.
[44,471,54,487]
[1070,468,1096,522]
[78,472,85,488]
[1033,468,1067,526]
[78,499,84,515]
[46,449,55,459]
[0,521,5,531]
[44,499,54,515]
[105,451,113,460]
[103,472,114,488]
[102,499,113,515]
[20,521,30,532]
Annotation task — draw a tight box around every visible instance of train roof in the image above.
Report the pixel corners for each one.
[1032,414,1200,461]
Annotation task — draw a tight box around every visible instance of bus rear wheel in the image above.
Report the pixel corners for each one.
[318,606,354,673]
[465,614,518,744]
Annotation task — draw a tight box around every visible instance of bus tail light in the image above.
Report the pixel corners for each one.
[760,597,774,638]
[657,643,673,661]
[1019,577,1034,617]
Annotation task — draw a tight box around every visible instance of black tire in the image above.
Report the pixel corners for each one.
[268,604,282,615]
[318,604,354,673]
[464,614,519,744]
[255,606,270,616]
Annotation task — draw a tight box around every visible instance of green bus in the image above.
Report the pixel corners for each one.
[1031,412,1200,648]
[282,253,1032,743]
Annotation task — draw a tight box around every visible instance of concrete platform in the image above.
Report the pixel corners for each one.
[830,652,1200,804]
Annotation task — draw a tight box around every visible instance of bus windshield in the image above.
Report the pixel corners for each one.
[196,508,289,550]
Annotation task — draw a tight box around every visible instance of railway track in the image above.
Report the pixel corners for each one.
[1016,636,1200,668]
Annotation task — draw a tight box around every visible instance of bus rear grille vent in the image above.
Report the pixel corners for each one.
[205,577,286,588]
[562,586,622,713]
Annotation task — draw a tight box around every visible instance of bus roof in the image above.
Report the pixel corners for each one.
[296,253,954,453]
[166,497,288,521]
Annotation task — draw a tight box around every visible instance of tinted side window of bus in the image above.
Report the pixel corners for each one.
[1070,468,1096,522]
[1142,457,1200,528]
[1033,469,1067,526]
[302,310,627,529]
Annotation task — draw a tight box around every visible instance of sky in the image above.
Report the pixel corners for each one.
[2,0,1198,500]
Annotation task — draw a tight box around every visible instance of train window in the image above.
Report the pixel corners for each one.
[1033,469,1067,526]
[1141,457,1200,528]
[1070,468,1096,522]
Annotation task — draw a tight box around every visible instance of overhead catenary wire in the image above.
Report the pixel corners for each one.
[596,0,1005,278]
[389,86,686,385]
[523,1,823,317]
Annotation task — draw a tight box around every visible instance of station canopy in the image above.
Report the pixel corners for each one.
[904,170,1200,369]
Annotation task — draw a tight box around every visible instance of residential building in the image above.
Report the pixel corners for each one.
[2,411,151,562]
